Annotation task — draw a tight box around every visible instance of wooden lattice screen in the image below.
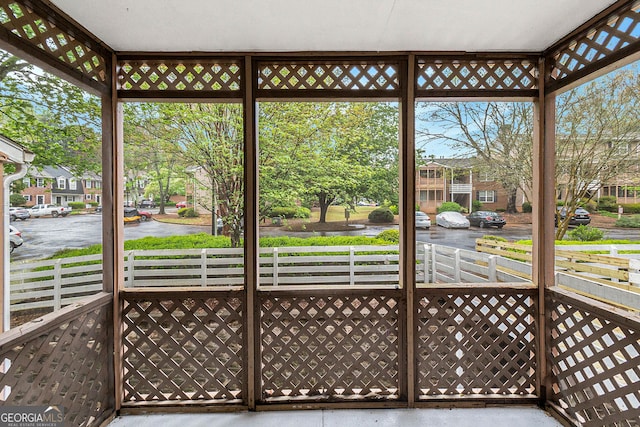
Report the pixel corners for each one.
[546,0,640,92]
[415,286,537,399]
[415,57,538,97]
[117,58,243,98]
[121,290,244,405]
[0,0,107,84]
[256,60,401,98]
[259,290,401,402]
[547,288,640,426]
[0,293,113,427]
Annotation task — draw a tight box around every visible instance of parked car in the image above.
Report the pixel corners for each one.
[176,201,187,208]
[556,207,591,226]
[467,210,506,229]
[9,207,30,221]
[138,209,152,221]
[9,225,23,253]
[30,204,71,218]
[415,211,431,229]
[435,211,470,229]
[124,207,141,223]
[138,200,156,208]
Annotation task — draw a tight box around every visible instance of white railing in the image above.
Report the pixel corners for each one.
[449,184,472,193]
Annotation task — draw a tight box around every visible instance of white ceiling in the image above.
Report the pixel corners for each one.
[51,0,617,53]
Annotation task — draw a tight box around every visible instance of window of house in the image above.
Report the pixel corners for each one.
[57,177,66,189]
[478,171,494,182]
[22,177,30,187]
[69,178,77,190]
[477,190,496,203]
[24,195,32,202]
[36,178,45,187]
[85,179,92,189]
[419,190,427,201]
[85,194,92,200]
[95,181,101,189]
[36,195,45,204]
[419,170,428,179]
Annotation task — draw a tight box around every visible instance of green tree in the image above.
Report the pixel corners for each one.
[169,103,244,246]
[259,102,398,223]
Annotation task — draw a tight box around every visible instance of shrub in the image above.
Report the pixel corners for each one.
[177,207,188,217]
[596,196,617,212]
[621,203,640,214]
[270,206,311,219]
[616,215,640,228]
[68,201,86,210]
[481,235,507,242]
[376,229,399,243]
[437,201,462,213]
[88,201,99,207]
[368,207,394,223]
[567,225,604,241]
[522,201,532,213]
[183,207,198,218]
[388,205,399,215]
[10,193,26,206]
[472,200,482,212]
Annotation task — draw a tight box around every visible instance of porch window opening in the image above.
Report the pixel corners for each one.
[258,101,400,289]
[122,102,245,290]
[554,60,640,309]
[4,48,103,330]
[415,100,534,286]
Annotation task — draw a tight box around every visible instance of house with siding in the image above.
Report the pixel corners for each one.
[20,166,102,207]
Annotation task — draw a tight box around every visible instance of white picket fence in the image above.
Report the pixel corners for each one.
[10,244,526,314]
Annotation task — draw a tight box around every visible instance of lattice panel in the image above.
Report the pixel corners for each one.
[416,58,537,93]
[121,292,244,404]
[260,293,400,401]
[547,291,640,426]
[0,300,112,427]
[416,290,537,398]
[548,1,640,84]
[258,62,400,92]
[0,1,106,82]
[118,60,242,93]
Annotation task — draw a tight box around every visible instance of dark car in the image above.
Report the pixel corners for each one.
[467,210,506,228]
[138,200,156,208]
[556,207,591,226]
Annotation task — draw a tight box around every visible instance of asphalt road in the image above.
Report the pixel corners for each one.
[10,213,640,262]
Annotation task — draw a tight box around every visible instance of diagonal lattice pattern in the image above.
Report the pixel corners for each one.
[0,298,112,427]
[258,62,399,92]
[0,1,106,82]
[260,292,400,402]
[548,1,640,84]
[416,289,537,398]
[118,60,242,93]
[547,290,640,426]
[121,292,244,405]
[416,58,537,93]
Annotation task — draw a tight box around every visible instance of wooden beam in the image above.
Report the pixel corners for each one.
[243,55,258,410]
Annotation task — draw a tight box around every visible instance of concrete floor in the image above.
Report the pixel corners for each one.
[108,407,564,427]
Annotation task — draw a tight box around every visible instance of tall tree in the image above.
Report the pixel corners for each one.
[124,103,182,214]
[259,102,398,222]
[554,67,640,238]
[417,102,533,214]
[169,103,244,246]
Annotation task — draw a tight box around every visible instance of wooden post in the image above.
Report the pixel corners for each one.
[533,57,555,406]
[349,246,355,285]
[201,249,207,287]
[454,249,461,282]
[272,248,279,287]
[53,259,62,311]
[488,255,497,282]
[423,244,430,284]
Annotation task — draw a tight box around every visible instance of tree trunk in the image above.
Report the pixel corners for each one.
[506,187,518,214]
[318,192,332,223]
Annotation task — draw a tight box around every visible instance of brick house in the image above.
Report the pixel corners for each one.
[20,166,102,207]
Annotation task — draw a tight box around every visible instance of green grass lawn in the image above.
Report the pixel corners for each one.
[309,205,379,222]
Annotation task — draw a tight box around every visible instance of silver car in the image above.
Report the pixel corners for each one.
[435,211,470,229]
[415,211,431,229]
[9,225,23,253]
